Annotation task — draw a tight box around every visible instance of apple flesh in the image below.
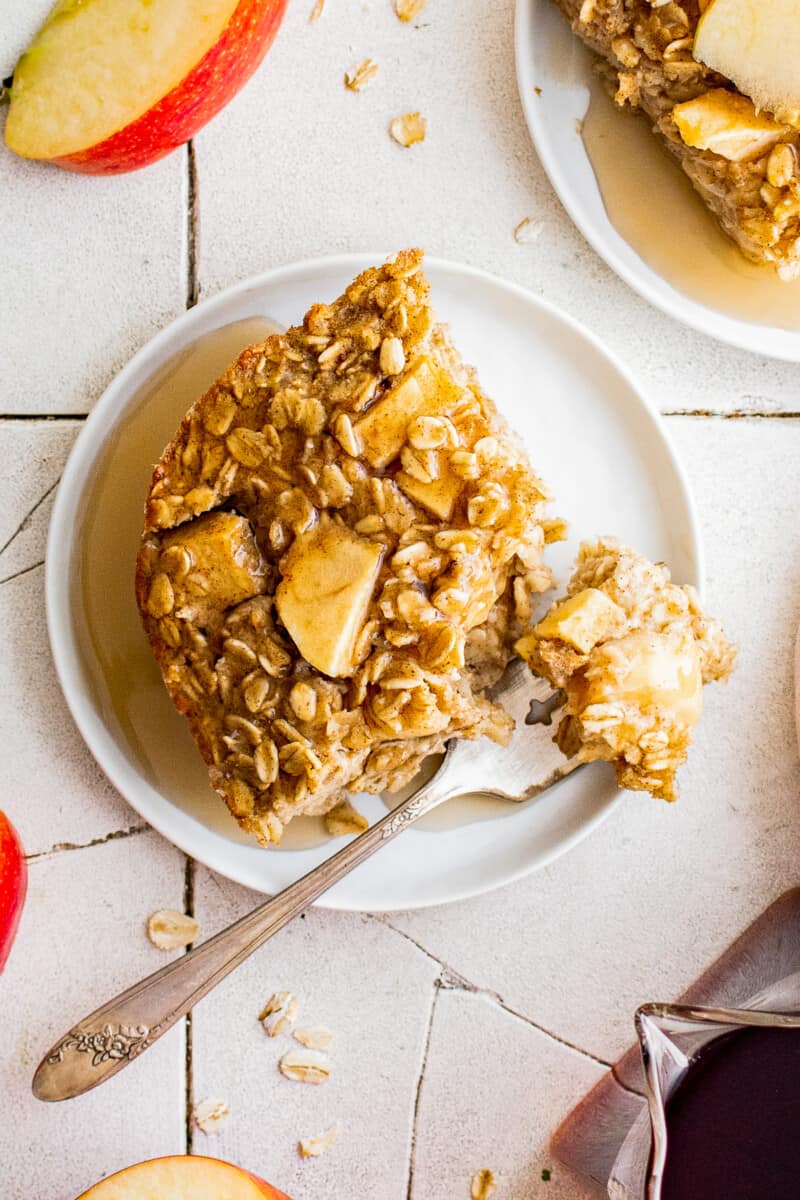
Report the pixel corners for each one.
[693,0,800,126]
[75,1155,293,1199]
[4,0,287,174]
[0,810,27,973]
[672,89,788,162]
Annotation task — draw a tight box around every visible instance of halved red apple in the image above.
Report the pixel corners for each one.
[4,0,288,174]
[0,810,27,973]
[75,1155,293,1199]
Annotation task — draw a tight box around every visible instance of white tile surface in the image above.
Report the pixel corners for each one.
[2,831,186,1200]
[1,1,186,417]
[2,562,136,855]
[0,420,78,584]
[194,0,800,414]
[410,988,604,1199]
[0,419,139,852]
[3,1,800,1196]
[191,867,440,1198]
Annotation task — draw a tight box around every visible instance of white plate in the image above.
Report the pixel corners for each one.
[46,254,701,911]
[515,0,800,361]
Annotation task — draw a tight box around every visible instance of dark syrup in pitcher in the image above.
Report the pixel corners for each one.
[661,1027,800,1200]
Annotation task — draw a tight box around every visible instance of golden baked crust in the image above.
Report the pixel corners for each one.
[136,250,558,845]
[559,0,800,276]
[517,538,736,801]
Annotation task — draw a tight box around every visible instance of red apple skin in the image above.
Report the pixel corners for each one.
[241,1164,293,1199]
[51,0,288,175]
[74,1156,294,1199]
[0,810,27,973]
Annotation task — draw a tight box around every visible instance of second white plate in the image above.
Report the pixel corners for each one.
[515,0,800,361]
[46,253,700,911]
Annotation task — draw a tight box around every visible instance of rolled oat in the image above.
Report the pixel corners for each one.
[259,991,299,1037]
[146,909,199,950]
[279,1047,331,1084]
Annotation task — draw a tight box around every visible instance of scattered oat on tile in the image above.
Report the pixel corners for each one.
[293,1025,334,1051]
[309,0,325,21]
[279,1047,331,1084]
[259,991,299,1037]
[345,58,379,92]
[514,217,544,245]
[390,112,427,147]
[146,909,199,950]
[299,1124,339,1158]
[324,799,369,837]
[395,0,428,19]
[471,1169,497,1200]
[192,1097,230,1135]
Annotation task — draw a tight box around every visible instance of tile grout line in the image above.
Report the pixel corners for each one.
[405,982,439,1200]
[0,413,89,421]
[372,914,613,1071]
[182,137,199,1151]
[181,124,200,1152]
[25,823,150,862]
[0,558,45,589]
[662,408,800,419]
[474,988,613,1070]
[186,140,199,310]
[0,477,59,561]
[183,856,196,1154]
[1,409,799,423]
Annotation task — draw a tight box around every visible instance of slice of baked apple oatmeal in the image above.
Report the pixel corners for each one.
[136,250,559,845]
[517,538,736,801]
[557,0,800,276]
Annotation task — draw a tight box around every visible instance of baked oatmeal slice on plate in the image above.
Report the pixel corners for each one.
[48,251,701,906]
[515,0,800,357]
[555,0,800,277]
[136,250,558,846]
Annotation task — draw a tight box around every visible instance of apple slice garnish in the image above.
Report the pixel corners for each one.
[694,0,800,126]
[75,1155,293,1199]
[4,0,287,175]
[0,810,27,973]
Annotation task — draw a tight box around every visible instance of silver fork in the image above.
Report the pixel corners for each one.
[32,660,577,1102]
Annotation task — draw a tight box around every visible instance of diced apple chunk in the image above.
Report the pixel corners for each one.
[396,466,464,520]
[672,90,788,162]
[163,511,267,615]
[355,357,449,469]
[586,631,704,727]
[276,524,383,677]
[693,0,800,127]
[532,588,624,654]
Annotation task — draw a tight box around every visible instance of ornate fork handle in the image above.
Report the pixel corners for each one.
[33,742,469,1102]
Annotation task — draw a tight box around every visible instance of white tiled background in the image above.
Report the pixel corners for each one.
[2,2,799,1198]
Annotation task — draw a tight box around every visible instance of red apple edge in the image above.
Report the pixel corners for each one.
[74,1155,294,1199]
[0,809,27,973]
[50,0,288,175]
[242,1162,293,1199]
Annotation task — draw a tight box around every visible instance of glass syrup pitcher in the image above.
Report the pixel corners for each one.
[608,972,800,1200]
